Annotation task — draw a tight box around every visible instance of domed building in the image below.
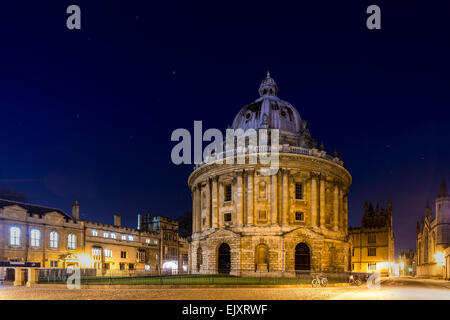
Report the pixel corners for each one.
[188,73,352,276]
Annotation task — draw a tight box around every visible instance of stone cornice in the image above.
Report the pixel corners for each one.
[188,153,351,188]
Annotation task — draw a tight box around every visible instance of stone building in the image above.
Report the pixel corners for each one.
[398,249,415,276]
[416,180,450,279]
[0,198,188,284]
[348,200,395,276]
[188,73,352,276]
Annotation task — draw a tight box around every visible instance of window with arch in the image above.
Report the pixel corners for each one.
[224,184,232,202]
[30,229,41,247]
[295,183,303,200]
[68,233,77,250]
[10,226,21,246]
[49,231,59,248]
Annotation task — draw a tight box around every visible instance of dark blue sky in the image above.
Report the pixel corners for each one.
[1,1,449,254]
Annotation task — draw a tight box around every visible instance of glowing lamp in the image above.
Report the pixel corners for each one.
[377,262,388,270]
[434,252,445,267]
[77,254,92,268]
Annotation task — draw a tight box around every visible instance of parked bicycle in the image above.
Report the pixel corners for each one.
[311,273,328,288]
[349,274,362,286]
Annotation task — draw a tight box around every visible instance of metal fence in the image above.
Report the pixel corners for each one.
[37,268,371,286]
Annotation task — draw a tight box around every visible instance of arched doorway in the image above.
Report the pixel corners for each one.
[295,243,311,271]
[218,243,231,274]
[255,244,269,271]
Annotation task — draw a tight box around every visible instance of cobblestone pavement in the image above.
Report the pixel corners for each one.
[0,285,350,300]
[0,278,449,300]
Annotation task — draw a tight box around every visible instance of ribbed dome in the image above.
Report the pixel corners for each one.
[231,72,303,135]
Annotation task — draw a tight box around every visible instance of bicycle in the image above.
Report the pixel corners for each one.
[349,274,362,286]
[311,273,328,287]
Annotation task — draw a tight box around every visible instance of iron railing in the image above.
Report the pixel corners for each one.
[37,268,368,286]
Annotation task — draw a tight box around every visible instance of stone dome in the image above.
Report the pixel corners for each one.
[231,72,303,135]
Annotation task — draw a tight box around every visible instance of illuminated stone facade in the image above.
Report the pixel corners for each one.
[188,74,352,276]
[416,180,450,279]
[349,200,395,276]
[0,199,188,282]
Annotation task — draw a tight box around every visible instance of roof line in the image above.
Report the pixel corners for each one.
[0,198,71,218]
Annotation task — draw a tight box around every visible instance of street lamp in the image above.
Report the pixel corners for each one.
[434,252,445,267]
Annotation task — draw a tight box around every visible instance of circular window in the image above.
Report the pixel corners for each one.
[246,113,251,120]
[280,110,286,117]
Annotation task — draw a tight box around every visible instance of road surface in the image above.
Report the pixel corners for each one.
[0,277,449,300]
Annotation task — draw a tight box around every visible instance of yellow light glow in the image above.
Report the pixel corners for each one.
[377,262,388,269]
[77,254,93,268]
[434,252,445,267]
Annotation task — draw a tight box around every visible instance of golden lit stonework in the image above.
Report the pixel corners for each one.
[188,74,352,276]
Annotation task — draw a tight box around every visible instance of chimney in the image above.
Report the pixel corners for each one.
[72,200,80,220]
[137,214,142,230]
[114,214,121,227]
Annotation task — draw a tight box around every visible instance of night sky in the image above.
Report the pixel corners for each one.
[1,1,449,255]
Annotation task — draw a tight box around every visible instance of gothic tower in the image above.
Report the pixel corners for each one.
[435,179,450,250]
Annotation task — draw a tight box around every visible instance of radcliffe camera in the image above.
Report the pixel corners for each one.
[0,0,449,317]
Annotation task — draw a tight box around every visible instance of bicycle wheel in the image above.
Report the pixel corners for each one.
[321,278,328,287]
[312,279,319,288]
[355,279,362,286]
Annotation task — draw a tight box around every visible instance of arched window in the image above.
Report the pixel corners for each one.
[295,243,311,271]
[9,226,21,246]
[431,232,436,257]
[30,229,41,247]
[424,230,429,263]
[49,231,59,248]
[68,234,76,250]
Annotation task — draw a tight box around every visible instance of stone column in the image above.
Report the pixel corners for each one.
[339,187,343,231]
[236,170,244,226]
[14,268,24,286]
[206,180,211,228]
[212,177,219,228]
[311,173,318,227]
[26,268,39,287]
[319,178,326,228]
[288,175,294,224]
[191,189,196,234]
[196,185,202,232]
[219,182,224,228]
[271,170,278,225]
[343,194,348,235]
[282,169,289,226]
[247,169,254,226]
[334,183,339,231]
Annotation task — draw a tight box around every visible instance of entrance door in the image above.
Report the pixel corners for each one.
[295,243,311,271]
[218,243,231,274]
[6,268,15,281]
